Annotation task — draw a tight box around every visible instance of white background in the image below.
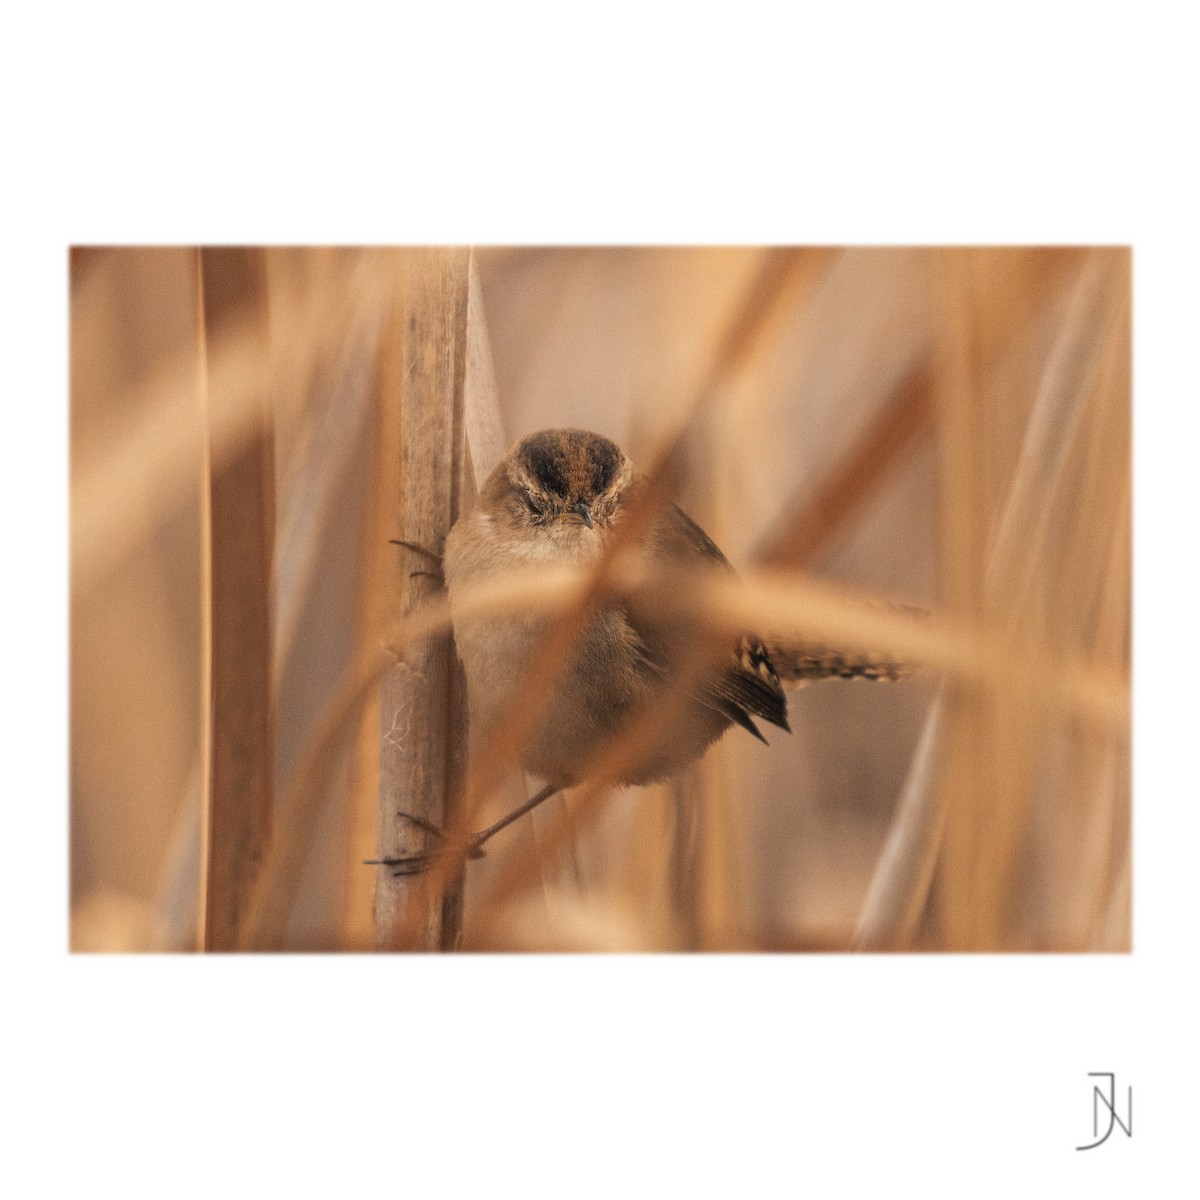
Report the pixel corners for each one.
[4,2,1195,1194]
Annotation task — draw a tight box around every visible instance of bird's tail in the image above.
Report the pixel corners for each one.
[767,643,912,685]
[765,602,925,687]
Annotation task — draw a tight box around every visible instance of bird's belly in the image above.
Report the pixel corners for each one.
[450,605,728,787]
[451,609,547,737]
[451,607,641,784]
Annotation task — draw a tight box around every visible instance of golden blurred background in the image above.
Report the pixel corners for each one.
[69,246,1130,952]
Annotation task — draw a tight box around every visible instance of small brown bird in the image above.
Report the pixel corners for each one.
[380,428,905,873]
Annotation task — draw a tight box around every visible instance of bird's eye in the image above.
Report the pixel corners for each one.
[522,492,544,517]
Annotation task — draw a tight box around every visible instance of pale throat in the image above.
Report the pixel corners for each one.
[510,521,603,564]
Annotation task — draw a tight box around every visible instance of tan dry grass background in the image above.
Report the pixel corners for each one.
[69,246,1129,953]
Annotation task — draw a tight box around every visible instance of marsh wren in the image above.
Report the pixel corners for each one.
[380,428,905,873]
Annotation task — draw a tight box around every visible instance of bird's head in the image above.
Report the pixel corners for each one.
[483,428,634,556]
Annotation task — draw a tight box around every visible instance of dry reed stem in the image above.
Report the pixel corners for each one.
[151,764,203,951]
[984,254,1127,607]
[374,248,471,951]
[931,248,992,945]
[463,256,512,482]
[691,742,742,949]
[197,248,276,952]
[342,702,382,951]
[1098,842,1132,952]
[1091,475,1131,949]
[852,698,946,949]
[340,253,401,951]
[1037,271,1130,947]
[272,307,383,680]
[660,415,735,949]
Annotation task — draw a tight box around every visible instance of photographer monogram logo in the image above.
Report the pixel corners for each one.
[1076,1073,1132,1151]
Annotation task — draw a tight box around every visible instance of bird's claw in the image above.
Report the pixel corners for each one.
[388,849,447,877]
[368,839,487,877]
[394,810,446,840]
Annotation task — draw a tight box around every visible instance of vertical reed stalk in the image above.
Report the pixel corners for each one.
[374,249,471,950]
[931,248,996,950]
[197,248,276,952]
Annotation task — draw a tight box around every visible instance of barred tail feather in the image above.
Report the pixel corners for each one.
[766,640,914,686]
[766,600,925,686]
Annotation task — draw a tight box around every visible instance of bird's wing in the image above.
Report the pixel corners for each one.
[622,504,790,740]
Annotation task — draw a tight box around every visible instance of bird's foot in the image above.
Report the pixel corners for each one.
[365,812,486,876]
[389,539,443,582]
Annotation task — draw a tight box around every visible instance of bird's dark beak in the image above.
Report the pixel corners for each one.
[571,500,594,529]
